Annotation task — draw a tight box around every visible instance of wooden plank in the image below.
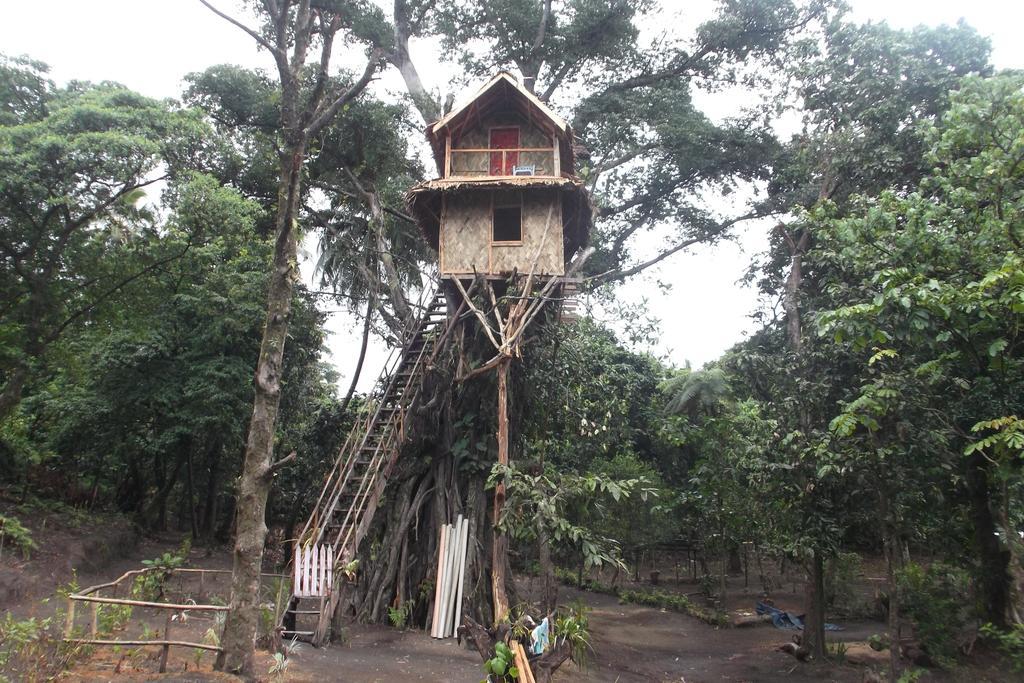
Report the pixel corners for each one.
[552,133,560,176]
[293,545,301,597]
[512,640,537,683]
[311,544,320,596]
[69,596,229,611]
[64,638,221,652]
[320,545,328,596]
[431,524,448,638]
[326,545,334,592]
[159,612,172,672]
[303,545,312,596]
[450,147,554,153]
[65,598,75,639]
[445,133,452,178]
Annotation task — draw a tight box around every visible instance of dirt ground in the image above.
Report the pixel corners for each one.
[0,506,1013,682]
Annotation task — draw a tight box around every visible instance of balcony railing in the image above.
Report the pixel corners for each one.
[448,147,558,178]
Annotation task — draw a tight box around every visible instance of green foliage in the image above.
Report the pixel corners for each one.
[0,53,210,428]
[134,541,189,601]
[825,551,865,617]
[96,603,132,636]
[269,650,290,678]
[896,562,972,667]
[979,622,1024,672]
[482,640,519,682]
[617,588,729,627]
[0,514,36,559]
[867,633,890,652]
[896,668,925,683]
[387,600,414,630]
[0,614,49,672]
[554,600,592,667]
[0,613,84,682]
[826,640,847,662]
[490,460,656,574]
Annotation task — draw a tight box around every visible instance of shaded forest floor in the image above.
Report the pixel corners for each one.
[0,507,1012,682]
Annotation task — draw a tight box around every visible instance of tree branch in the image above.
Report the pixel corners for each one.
[43,234,198,347]
[590,211,767,285]
[530,0,553,58]
[262,451,297,480]
[198,0,284,59]
[306,50,382,137]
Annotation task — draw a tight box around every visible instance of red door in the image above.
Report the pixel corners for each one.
[489,128,519,176]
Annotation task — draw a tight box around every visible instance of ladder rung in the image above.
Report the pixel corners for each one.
[287,609,321,615]
[282,630,315,636]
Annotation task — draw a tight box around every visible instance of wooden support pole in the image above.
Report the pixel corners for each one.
[160,612,172,673]
[65,598,75,639]
[491,357,511,625]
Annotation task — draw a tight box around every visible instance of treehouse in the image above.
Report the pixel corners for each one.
[285,75,593,647]
[408,72,592,277]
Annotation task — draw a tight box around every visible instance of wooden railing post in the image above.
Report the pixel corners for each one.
[160,612,172,673]
[65,598,75,639]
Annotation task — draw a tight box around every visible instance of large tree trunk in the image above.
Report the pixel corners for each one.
[802,550,827,659]
[201,444,222,541]
[144,442,190,531]
[340,296,373,415]
[491,358,511,625]
[781,227,828,660]
[0,363,29,425]
[537,521,558,614]
[966,452,1015,627]
[217,142,303,677]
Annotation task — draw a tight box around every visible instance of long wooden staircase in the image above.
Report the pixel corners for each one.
[281,287,456,643]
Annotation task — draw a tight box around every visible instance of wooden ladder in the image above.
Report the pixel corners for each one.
[281,288,455,643]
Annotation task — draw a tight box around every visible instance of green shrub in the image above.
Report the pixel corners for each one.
[483,640,519,681]
[555,601,592,667]
[387,600,414,630]
[0,515,37,560]
[0,613,85,682]
[897,562,971,667]
[96,603,132,635]
[133,540,189,600]
[617,587,728,626]
[826,551,865,616]
[980,622,1024,672]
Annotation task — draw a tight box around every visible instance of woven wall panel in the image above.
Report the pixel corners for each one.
[441,193,490,274]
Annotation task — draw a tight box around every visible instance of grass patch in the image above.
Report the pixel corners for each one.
[553,567,729,627]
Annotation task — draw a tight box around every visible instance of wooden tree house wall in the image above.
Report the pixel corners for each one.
[439,189,565,276]
[406,72,590,279]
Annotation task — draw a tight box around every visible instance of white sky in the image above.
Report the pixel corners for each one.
[2,0,1022,390]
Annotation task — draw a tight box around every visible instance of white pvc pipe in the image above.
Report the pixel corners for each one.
[431,524,448,638]
[438,519,459,637]
[451,516,470,636]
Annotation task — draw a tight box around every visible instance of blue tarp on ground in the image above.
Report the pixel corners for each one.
[755,601,843,631]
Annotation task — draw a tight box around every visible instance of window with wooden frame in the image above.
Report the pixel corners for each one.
[492,192,522,244]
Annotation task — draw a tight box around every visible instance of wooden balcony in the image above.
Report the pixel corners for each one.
[446,146,560,179]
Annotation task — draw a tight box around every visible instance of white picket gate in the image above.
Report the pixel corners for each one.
[293,544,333,597]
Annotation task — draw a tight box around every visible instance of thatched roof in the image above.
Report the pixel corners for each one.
[425,72,576,176]
[405,176,593,258]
